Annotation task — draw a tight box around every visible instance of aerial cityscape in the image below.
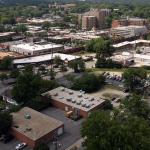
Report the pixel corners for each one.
[0,0,150,150]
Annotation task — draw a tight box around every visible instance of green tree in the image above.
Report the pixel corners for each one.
[0,112,12,135]
[72,73,105,93]
[0,56,13,70]
[69,59,85,73]
[122,94,150,120]
[14,24,28,33]
[49,68,56,80]
[123,68,147,92]
[34,143,49,150]
[0,73,8,81]
[53,56,63,67]
[12,68,41,104]
[81,111,150,150]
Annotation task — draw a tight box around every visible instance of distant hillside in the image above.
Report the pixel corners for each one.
[87,0,150,4]
[1,0,150,6]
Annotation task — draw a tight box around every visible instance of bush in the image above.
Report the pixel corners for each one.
[26,97,51,111]
[72,73,105,93]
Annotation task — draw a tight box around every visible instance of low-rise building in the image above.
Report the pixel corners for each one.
[42,87,106,118]
[110,26,148,39]
[13,53,80,64]
[11,107,64,149]
[10,43,64,56]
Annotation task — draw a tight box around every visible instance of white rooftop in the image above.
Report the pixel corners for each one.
[13,53,80,64]
[113,40,150,48]
[11,43,63,52]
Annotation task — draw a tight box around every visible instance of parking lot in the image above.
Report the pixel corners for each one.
[42,107,84,150]
[0,139,31,150]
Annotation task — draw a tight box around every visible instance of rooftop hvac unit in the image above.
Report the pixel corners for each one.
[67,98,72,101]
[76,101,81,105]
[78,94,82,98]
[90,98,94,101]
[61,87,65,91]
[69,91,73,95]
[85,104,90,108]
[71,99,76,103]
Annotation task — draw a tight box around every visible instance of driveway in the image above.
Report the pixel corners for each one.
[42,107,84,150]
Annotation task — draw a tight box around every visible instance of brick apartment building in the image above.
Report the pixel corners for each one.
[80,9,111,30]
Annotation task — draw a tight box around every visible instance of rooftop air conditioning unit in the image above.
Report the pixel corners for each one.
[61,87,65,91]
[90,98,94,101]
[72,99,76,103]
[78,94,82,98]
[69,91,73,95]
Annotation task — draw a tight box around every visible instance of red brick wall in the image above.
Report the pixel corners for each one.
[11,125,64,148]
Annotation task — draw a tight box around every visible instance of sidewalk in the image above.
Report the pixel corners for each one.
[65,139,83,150]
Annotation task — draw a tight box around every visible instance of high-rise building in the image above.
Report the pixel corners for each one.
[80,9,111,30]
[82,16,96,30]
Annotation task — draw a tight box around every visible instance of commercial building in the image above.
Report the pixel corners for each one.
[80,9,111,30]
[42,87,106,118]
[112,18,149,28]
[11,107,64,148]
[10,43,64,56]
[27,18,54,25]
[110,26,148,39]
[13,53,80,64]
[113,39,150,51]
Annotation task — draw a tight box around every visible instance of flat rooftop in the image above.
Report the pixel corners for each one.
[42,87,105,112]
[13,53,80,64]
[113,39,150,48]
[11,43,63,52]
[11,107,63,141]
[112,25,147,30]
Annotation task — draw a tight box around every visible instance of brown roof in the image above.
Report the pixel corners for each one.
[11,107,63,141]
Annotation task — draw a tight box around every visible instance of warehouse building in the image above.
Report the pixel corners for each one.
[13,53,80,65]
[10,43,64,56]
[42,87,106,118]
[11,107,64,148]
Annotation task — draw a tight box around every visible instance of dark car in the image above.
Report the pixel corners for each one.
[0,134,13,143]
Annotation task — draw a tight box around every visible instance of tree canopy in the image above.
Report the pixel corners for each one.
[81,110,150,150]
[72,73,105,92]
[0,112,12,135]
[123,68,147,92]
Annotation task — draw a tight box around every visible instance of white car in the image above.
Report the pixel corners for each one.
[15,143,27,150]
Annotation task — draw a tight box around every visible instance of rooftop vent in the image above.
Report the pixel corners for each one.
[69,91,73,95]
[24,114,31,119]
[61,87,65,91]
[78,94,82,98]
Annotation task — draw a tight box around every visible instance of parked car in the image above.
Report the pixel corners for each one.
[0,134,13,143]
[15,143,27,150]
